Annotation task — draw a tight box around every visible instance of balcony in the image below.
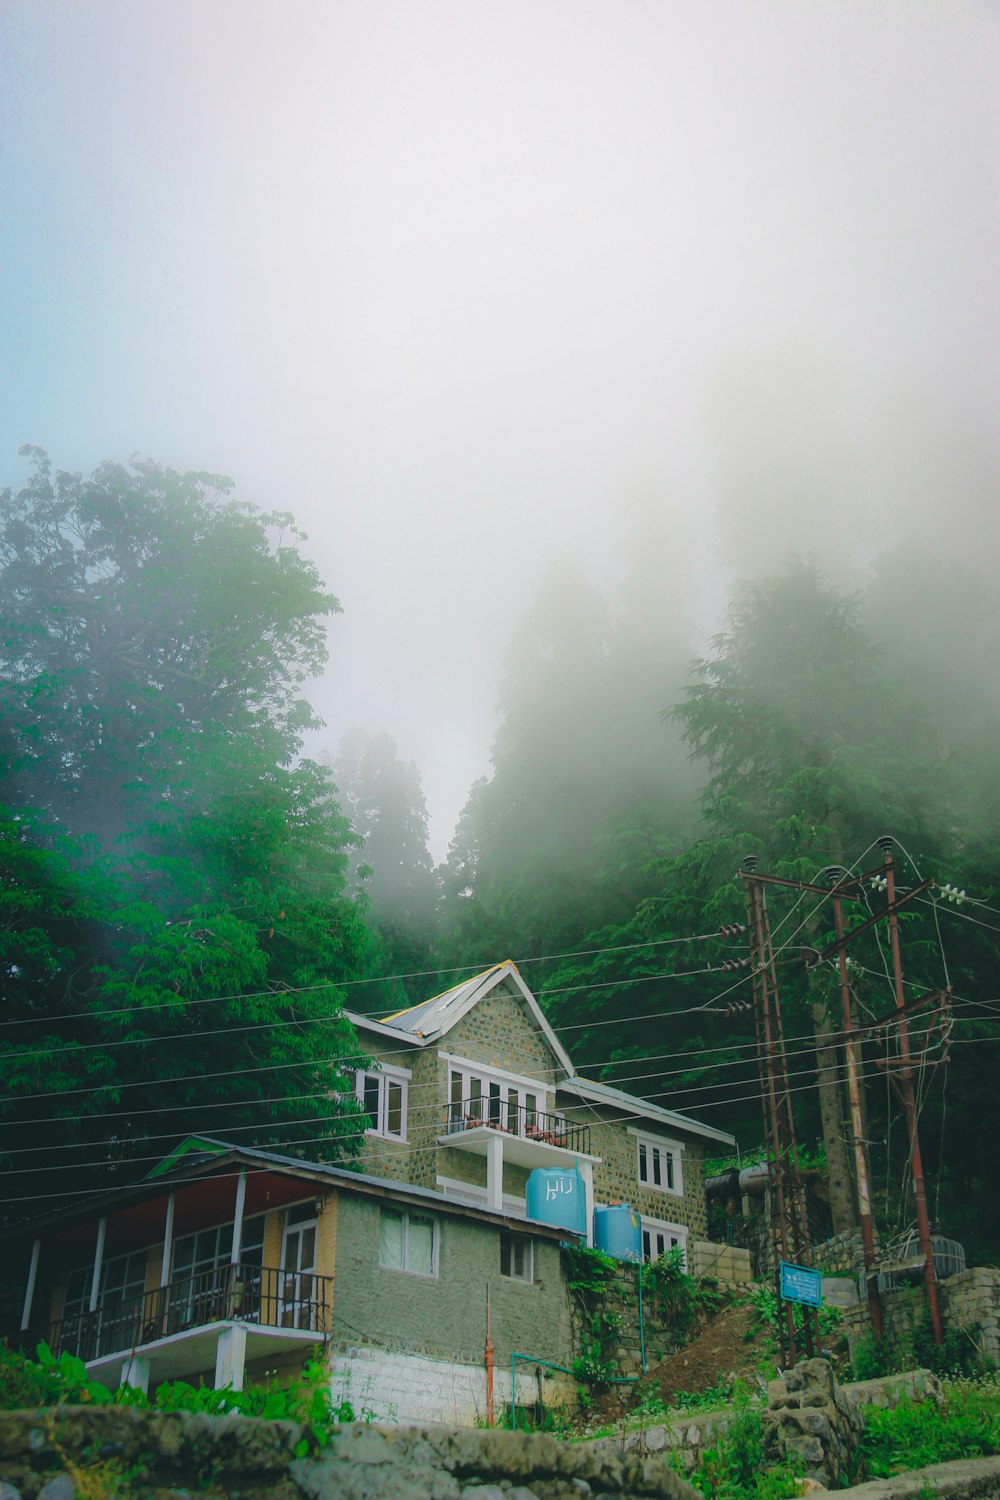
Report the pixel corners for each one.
[20,1260,332,1388]
[440,1096,592,1167]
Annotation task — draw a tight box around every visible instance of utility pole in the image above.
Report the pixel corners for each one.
[880,837,944,1346]
[739,850,948,1349]
[742,858,819,1364]
[827,868,883,1341]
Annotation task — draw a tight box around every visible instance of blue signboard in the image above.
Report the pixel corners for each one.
[779,1261,823,1308]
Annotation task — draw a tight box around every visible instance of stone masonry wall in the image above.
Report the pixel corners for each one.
[0,1407,704,1500]
[445,982,558,1082]
[562,1106,709,1242]
[356,1032,437,1188]
[840,1268,1000,1368]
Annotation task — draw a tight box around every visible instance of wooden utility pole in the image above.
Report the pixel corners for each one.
[740,850,948,1349]
[742,859,818,1364]
[880,838,943,1346]
[828,869,883,1340]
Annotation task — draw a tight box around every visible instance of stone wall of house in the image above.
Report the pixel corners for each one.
[445,981,560,1083]
[0,1407,704,1500]
[330,1193,573,1370]
[560,1106,709,1242]
[356,1034,437,1188]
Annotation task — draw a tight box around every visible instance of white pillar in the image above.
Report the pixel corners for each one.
[120,1355,150,1395]
[20,1239,41,1331]
[485,1134,504,1212]
[231,1171,247,1264]
[579,1162,595,1248]
[160,1193,175,1286]
[214,1324,247,1392]
[89,1218,107,1313]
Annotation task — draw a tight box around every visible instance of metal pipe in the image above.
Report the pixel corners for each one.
[638,1263,646,1376]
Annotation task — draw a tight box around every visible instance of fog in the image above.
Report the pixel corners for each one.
[2,0,997,858]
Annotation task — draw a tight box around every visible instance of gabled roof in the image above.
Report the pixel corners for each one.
[348,961,576,1078]
[345,962,735,1148]
[2,1135,580,1244]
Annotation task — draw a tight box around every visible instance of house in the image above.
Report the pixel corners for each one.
[5,1135,577,1425]
[347,960,734,1267]
[3,961,735,1425]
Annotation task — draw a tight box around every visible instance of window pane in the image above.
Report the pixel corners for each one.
[387,1081,403,1137]
[665,1153,674,1190]
[408,1215,434,1276]
[364,1075,381,1126]
[642,1230,651,1262]
[500,1235,512,1277]
[652,1149,662,1187]
[638,1142,647,1182]
[378,1210,404,1268]
[451,1070,463,1105]
[299,1226,316,1271]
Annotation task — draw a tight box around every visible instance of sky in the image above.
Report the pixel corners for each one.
[2,0,998,858]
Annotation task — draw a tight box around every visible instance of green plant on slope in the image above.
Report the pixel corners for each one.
[673,1383,802,1500]
[859,1376,1000,1477]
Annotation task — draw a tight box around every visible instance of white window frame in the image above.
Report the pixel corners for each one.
[355,1062,410,1141]
[629,1127,683,1197]
[377,1207,439,1278]
[499,1231,534,1283]
[640,1215,688,1268]
[442,1051,553,1135]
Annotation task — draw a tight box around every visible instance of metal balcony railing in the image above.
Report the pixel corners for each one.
[443,1096,590,1155]
[19,1260,332,1364]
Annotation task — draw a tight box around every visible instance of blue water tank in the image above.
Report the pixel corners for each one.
[525,1168,586,1236]
[594,1203,642,1262]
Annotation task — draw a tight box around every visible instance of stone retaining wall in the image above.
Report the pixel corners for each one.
[841,1269,1000,1368]
[592,1363,941,1489]
[810,1454,1000,1498]
[690,1241,752,1285]
[0,1408,701,1500]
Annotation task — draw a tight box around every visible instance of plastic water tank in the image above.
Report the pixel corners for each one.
[526,1168,586,1236]
[593,1203,642,1262]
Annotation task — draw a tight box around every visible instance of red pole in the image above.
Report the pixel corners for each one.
[881,839,943,1345]
[485,1284,494,1427]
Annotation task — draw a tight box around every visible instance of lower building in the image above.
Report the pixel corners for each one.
[3,1136,577,1426]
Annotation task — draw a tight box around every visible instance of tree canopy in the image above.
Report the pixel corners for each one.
[0,450,370,1221]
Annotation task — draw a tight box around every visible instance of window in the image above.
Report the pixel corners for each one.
[356,1066,409,1140]
[640,1216,688,1268]
[378,1207,437,1276]
[631,1130,683,1197]
[500,1232,533,1283]
[168,1215,265,1331]
[445,1056,552,1136]
[61,1251,149,1358]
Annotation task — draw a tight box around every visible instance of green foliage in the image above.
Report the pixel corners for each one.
[0,1342,356,1441]
[741,1281,843,1369]
[675,1384,802,1500]
[859,1376,1000,1477]
[0,450,373,1212]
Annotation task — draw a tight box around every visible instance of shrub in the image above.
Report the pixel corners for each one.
[859,1377,1000,1477]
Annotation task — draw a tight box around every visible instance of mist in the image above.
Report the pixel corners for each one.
[2,0,997,859]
